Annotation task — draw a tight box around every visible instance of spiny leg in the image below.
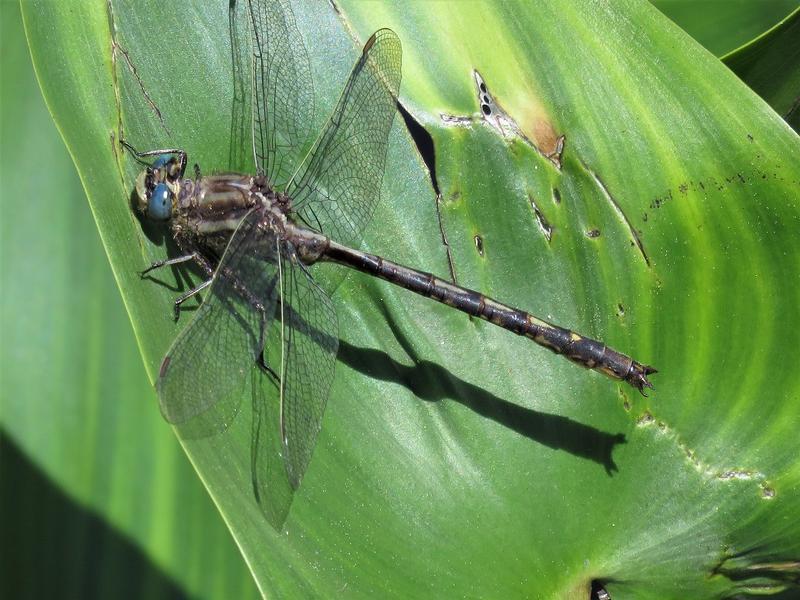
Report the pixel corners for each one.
[255,307,281,386]
[141,253,199,277]
[140,251,215,320]
[257,351,281,385]
[172,279,212,321]
[119,139,187,178]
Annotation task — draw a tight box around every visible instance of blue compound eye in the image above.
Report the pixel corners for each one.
[148,183,172,221]
[151,154,171,170]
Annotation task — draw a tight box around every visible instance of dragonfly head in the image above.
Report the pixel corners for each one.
[134,154,182,222]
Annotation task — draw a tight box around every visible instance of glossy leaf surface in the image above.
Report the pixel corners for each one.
[1,2,258,598]
[20,0,800,597]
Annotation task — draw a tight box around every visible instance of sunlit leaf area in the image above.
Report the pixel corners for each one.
[3,1,799,598]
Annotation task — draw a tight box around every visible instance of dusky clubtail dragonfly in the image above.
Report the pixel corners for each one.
[125,0,655,527]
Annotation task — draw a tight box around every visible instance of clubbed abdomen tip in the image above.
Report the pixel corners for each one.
[627,363,657,396]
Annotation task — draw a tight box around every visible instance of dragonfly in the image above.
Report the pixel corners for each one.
[125,0,655,528]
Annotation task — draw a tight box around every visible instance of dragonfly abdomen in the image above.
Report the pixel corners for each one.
[322,238,655,393]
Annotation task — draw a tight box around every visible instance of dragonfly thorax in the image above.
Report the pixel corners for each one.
[174,173,264,238]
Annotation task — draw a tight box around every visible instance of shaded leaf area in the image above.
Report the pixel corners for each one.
[2,2,257,598]
[651,0,800,56]
[23,0,800,599]
[723,7,800,132]
[0,432,184,600]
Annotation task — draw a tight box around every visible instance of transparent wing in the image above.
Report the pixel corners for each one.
[157,209,279,439]
[228,0,253,172]
[247,0,315,185]
[286,29,402,248]
[277,243,339,488]
[250,364,294,528]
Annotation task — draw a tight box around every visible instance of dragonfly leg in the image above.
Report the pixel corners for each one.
[257,351,281,385]
[172,279,212,321]
[255,311,280,385]
[119,139,187,179]
[194,163,202,181]
[141,253,198,277]
[171,239,216,280]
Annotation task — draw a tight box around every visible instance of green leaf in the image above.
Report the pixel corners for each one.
[22,0,800,598]
[650,0,800,56]
[723,7,800,132]
[2,2,257,597]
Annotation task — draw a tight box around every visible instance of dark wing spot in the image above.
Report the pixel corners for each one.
[159,355,171,378]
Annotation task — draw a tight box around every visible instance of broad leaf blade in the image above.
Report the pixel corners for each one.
[723,7,800,131]
[22,0,800,598]
[651,0,800,56]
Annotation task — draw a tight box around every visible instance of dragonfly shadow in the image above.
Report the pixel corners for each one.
[337,339,627,475]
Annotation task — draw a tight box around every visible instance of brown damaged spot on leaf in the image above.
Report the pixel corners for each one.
[441,70,564,169]
[531,118,559,155]
[531,120,564,168]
